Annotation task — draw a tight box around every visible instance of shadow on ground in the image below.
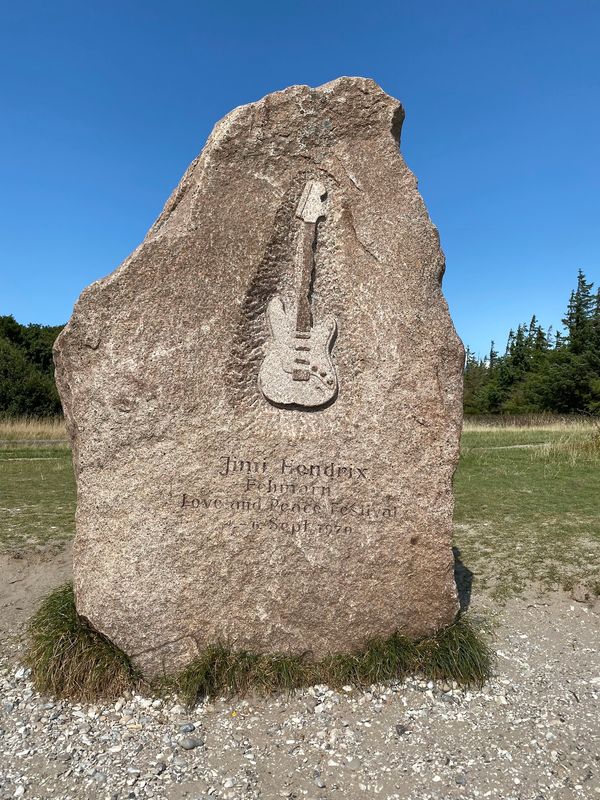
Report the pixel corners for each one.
[453,546,473,611]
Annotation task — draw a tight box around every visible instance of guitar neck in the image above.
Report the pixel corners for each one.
[295,221,316,333]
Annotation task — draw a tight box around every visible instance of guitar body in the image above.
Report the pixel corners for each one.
[259,297,338,408]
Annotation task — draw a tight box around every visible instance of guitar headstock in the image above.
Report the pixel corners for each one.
[296,180,328,223]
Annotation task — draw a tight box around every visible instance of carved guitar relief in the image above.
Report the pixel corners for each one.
[259,181,338,408]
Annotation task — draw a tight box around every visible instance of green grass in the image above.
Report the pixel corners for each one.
[0,446,75,549]
[24,584,492,703]
[455,420,600,597]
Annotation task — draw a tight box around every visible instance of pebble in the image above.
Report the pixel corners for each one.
[571,582,593,603]
[179,722,195,733]
[179,736,204,750]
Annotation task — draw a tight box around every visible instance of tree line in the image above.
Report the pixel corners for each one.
[465,270,600,415]
[1,270,599,418]
[0,316,63,416]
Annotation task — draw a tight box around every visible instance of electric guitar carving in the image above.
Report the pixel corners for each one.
[258,180,338,408]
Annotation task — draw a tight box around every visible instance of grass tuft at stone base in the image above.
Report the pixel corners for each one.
[24,584,493,704]
[24,583,144,702]
[168,616,493,706]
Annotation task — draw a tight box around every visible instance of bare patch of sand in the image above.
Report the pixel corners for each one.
[0,543,72,650]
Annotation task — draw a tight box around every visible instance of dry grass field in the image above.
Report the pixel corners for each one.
[0,416,67,442]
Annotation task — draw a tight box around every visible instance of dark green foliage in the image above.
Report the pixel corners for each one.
[0,315,63,417]
[563,271,595,356]
[465,271,600,415]
[25,584,493,704]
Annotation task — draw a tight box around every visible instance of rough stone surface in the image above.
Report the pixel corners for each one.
[54,77,464,676]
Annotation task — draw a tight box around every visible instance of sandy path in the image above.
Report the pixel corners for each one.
[0,544,72,648]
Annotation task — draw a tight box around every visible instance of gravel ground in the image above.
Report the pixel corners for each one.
[1,592,599,800]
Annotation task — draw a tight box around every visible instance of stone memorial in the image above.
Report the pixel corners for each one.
[54,77,464,677]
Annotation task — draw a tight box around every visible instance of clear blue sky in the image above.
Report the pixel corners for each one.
[1,0,599,356]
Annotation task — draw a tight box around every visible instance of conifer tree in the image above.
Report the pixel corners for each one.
[505,329,515,355]
[527,315,538,342]
[510,325,529,373]
[462,269,599,415]
[592,289,600,352]
[533,324,548,353]
[562,269,594,354]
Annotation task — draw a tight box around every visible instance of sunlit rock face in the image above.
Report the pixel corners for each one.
[54,77,463,676]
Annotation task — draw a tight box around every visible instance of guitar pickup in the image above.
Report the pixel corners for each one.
[292,368,310,382]
[294,358,310,365]
[295,345,310,351]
